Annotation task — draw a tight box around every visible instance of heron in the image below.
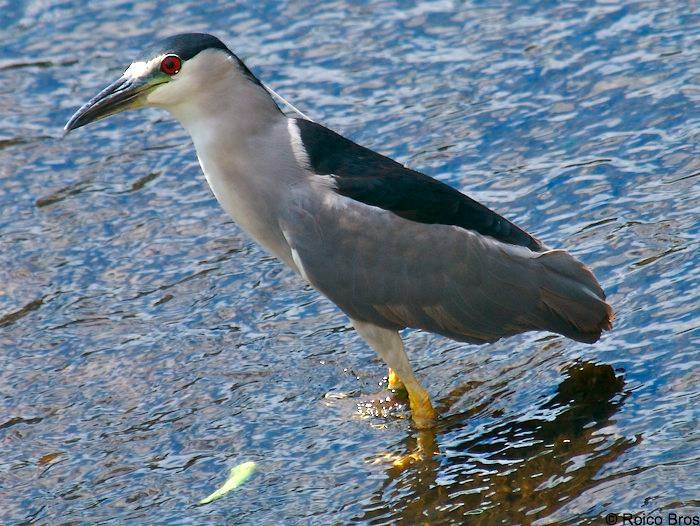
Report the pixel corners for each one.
[64,33,613,429]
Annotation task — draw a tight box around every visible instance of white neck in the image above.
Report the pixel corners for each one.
[157,63,297,266]
[169,71,282,141]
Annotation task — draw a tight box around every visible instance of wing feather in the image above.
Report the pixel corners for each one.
[283,118,612,344]
[294,118,545,252]
[281,192,612,344]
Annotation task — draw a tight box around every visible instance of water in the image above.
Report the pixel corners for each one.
[1,1,698,524]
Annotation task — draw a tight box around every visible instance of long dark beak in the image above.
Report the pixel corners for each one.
[64,75,154,133]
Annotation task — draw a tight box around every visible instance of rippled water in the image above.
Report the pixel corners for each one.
[1,1,698,524]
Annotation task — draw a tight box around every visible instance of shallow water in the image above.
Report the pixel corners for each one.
[1,1,699,524]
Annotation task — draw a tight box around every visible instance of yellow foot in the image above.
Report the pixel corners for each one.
[408,390,437,429]
[387,367,406,391]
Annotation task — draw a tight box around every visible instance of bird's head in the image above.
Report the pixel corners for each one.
[65,33,265,133]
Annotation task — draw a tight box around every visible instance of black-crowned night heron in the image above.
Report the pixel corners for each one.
[65,33,613,429]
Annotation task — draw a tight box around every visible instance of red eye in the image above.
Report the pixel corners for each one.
[160,55,181,75]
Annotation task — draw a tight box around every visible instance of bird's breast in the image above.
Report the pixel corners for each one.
[192,136,301,271]
[180,112,314,275]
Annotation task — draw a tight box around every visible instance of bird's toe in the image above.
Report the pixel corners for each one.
[387,367,406,391]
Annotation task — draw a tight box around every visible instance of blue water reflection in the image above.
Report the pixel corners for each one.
[1,1,698,524]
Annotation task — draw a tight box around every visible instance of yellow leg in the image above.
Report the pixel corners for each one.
[387,367,405,391]
[405,381,436,429]
[352,319,437,429]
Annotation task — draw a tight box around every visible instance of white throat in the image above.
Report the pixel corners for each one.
[150,56,295,265]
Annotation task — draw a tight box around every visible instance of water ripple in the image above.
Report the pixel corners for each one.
[1,1,698,524]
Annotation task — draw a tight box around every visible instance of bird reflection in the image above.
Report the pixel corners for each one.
[359,361,634,525]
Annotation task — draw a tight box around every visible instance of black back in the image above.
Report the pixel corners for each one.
[296,119,544,252]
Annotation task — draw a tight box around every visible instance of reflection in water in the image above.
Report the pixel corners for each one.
[361,362,634,525]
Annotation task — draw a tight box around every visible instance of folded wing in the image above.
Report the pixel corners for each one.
[295,118,545,252]
[284,119,613,344]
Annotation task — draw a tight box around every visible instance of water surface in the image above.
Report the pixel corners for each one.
[1,1,698,524]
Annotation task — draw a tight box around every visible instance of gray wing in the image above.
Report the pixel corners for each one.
[282,188,612,345]
[292,118,546,252]
[282,118,612,343]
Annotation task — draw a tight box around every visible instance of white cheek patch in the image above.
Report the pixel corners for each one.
[124,56,163,79]
[144,80,178,106]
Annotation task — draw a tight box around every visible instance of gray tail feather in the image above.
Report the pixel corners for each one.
[534,250,613,344]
